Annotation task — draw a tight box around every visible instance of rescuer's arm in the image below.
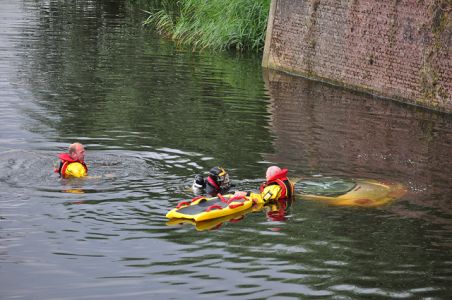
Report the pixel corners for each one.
[261,185,282,203]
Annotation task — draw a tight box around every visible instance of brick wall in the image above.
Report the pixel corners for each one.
[262,0,451,112]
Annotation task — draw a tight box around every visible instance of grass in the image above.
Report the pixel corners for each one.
[143,0,271,52]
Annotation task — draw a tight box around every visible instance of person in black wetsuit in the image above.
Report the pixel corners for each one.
[192,166,231,197]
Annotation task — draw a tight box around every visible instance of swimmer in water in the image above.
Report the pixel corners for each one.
[192,166,232,197]
[233,166,294,203]
[54,142,88,178]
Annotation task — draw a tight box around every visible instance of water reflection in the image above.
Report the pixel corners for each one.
[18,0,273,176]
[1,0,452,299]
[263,70,452,216]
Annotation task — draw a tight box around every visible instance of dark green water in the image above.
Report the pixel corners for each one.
[1,1,451,299]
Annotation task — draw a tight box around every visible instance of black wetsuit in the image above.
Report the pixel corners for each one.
[205,181,230,196]
[193,174,232,197]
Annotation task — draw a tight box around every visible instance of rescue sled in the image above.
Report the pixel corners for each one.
[166,194,259,222]
[166,204,260,231]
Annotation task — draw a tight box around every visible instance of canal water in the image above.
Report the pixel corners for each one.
[1,1,451,299]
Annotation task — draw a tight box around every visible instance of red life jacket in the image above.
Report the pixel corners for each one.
[259,168,294,199]
[205,176,225,196]
[207,176,220,190]
[54,153,88,178]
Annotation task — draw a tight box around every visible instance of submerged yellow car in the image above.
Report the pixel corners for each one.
[296,177,406,207]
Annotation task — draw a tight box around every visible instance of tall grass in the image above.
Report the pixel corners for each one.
[143,0,271,52]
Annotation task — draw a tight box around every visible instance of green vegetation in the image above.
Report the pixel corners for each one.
[143,0,271,52]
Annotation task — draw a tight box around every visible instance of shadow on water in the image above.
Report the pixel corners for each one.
[1,0,452,299]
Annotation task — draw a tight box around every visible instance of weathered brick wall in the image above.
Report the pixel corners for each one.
[263,0,451,112]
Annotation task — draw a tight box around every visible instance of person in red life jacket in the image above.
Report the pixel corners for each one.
[233,165,294,204]
[232,166,294,222]
[192,166,232,197]
[259,166,294,203]
[54,142,88,178]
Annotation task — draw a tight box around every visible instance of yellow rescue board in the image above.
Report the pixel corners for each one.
[166,194,256,222]
[166,204,260,231]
